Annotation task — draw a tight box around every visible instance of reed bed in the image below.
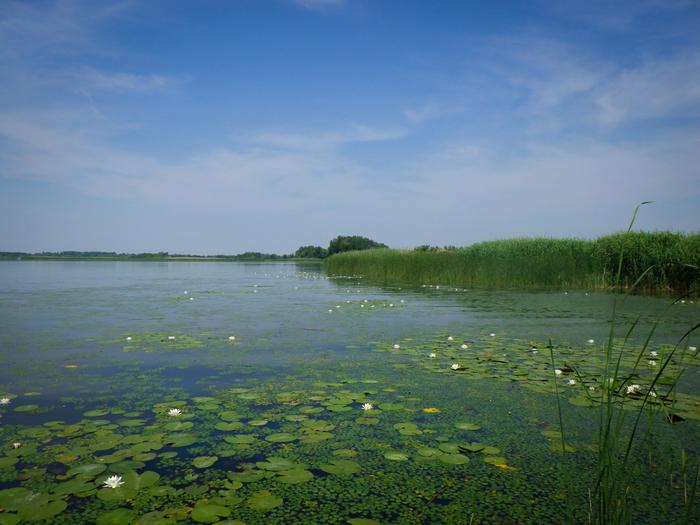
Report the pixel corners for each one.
[324,232,700,295]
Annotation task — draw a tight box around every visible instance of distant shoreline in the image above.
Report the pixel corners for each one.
[0,255,322,262]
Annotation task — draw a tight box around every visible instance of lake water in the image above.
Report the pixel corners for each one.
[0,261,698,524]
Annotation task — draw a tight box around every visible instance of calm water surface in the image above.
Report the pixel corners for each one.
[0,261,698,524]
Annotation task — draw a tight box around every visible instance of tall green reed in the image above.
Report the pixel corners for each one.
[549,203,699,524]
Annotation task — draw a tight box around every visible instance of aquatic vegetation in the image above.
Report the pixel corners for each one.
[325,232,700,294]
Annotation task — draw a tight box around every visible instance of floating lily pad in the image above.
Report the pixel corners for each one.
[348,519,382,525]
[256,457,298,471]
[393,422,422,436]
[14,405,39,413]
[320,460,361,476]
[276,469,313,484]
[332,449,357,457]
[96,508,135,525]
[0,457,19,469]
[216,422,245,431]
[384,451,410,461]
[483,456,507,464]
[191,501,231,523]
[438,453,469,465]
[247,490,283,511]
[455,422,481,431]
[265,433,297,443]
[193,456,218,469]
[17,496,67,522]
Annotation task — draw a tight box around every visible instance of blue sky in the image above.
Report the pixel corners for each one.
[1,0,699,253]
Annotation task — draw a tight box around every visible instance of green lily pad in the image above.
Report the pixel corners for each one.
[455,422,481,431]
[393,422,422,436]
[276,469,314,484]
[356,417,379,425]
[416,447,441,457]
[256,457,298,471]
[348,519,382,525]
[17,496,67,522]
[438,453,469,465]
[265,433,297,443]
[0,457,19,469]
[96,508,135,525]
[320,460,361,476]
[248,419,268,426]
[247,490,283,511]
[483,456,507,464]
[0,514,20,525]
[193,456,218,469]
[66,463,107,478]
[191,501,231,523]
[384,451,410,461]
[0,488,34,510]
[84,409,110,417]
[216,421,245,431]
[166,433,198,447]
[14,405,39,413]
[333,449,357,457]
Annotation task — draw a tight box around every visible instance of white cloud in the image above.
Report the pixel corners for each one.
[81,69,174,93]
[594,52,700,125]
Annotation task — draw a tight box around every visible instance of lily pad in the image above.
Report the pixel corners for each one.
[320,460,361,476]
[247,490,283,511]
[384,451,410,461]
[191,501,231,523]
[455,422,481,431]
[96,508,135,525]
[276,469,314,484]
[193,456,218,469]
[265,433,297,443]
[438,453,469,465]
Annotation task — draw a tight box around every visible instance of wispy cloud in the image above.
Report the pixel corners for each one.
[254,125,406,150]
[594,52,700,125]
[81,69,175,93]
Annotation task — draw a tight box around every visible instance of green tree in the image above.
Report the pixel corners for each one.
[327,235,387,255]
[294,245,328,258]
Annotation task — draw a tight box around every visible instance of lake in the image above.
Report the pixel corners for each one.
[0,261,698,524]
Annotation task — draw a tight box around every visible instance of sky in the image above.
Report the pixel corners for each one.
[1,0,699,254]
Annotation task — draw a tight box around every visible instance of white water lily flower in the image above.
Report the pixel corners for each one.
[625,384,640,394]
[0,398,10,405]
[589,386,596,391]
[649,391,657,398]
[447,336,454,341]
[126,336,132,341]
[103,475,125,489]
[389,303,394,307]
[587,339,595,344]
[451,363,460,370]
[360,304,365,308]
[361,403,373,411]
[393,344,401,349]
[12,443,21,449]
[168,408,182,417]
[690,346,697,351]
[648,360,657,366]
[567,379,576,385]
[168,336,176,340]
[461,344,468,350]
[650,351,658,357]
[429,352,437,358]
[489,333,496,337]
[228,336,236,341]
[554,369,562,376]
